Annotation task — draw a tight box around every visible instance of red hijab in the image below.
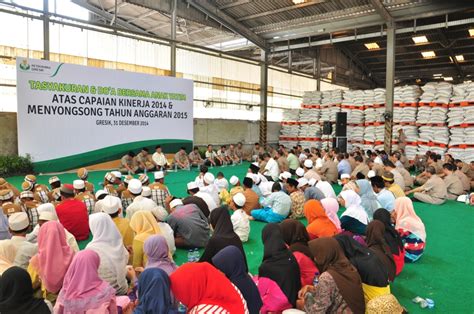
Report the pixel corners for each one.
[170,262,248,313]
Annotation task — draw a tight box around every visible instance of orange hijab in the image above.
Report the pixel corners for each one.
[304,200,338,239]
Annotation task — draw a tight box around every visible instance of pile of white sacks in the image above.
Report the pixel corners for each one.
[302,91,322,105]
[363,89,386,151]
[279,109,300,148]
[298,109,322,148]
[417,82,452,155]
[447,82,474,162]
[393,85,421,159]
[342,90,365,149]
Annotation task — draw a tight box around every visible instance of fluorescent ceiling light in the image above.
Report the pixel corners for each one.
[421,51,436,58]
[364,42,379,50]
[444,77,453,81]
[273,36,280,39]
[469,29,474,37]
[433,74,442,77]
[412,35,428,44]
[455,55,464,62]
[292,0,305,4]
[449,56,454,62]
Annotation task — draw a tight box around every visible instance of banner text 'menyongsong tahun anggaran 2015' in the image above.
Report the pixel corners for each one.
[16,58,193,172]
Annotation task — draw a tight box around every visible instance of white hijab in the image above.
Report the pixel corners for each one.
[86,213,129,279]
[340,190,369,225]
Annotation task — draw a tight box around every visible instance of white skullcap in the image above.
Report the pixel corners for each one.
[367,170,376,178]
[128,179,143,194]
[37,203,57,217]
[279,171,292,181]
[259,181,274,197]
[304,159,313,168]
[8,212,29,231]
[150,206,168,221]
[308,178,317,187]
[48,176,60,184]
[204,172,215,185]
[341,173,351,179]
[296,167,305,177]
[154,171,164,180]
[170,199,183,209]
[104,172,116,183]
[297,177,309,189]
[229,176,239,186]
[187,182,198,190]
[95,189,108,199]
[39,211,57,222]
[142,186,152,197]
[73,180,85,190]
[111,171,122,179]
[232,193,246,207]
[20,191,34,199]
[101,195,122,214]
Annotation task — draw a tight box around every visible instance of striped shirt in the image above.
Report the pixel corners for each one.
[189,284,249,314]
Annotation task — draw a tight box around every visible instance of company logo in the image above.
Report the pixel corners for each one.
[19,59,30,71]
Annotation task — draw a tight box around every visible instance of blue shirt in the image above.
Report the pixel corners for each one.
[261,191,291,217]
[337,159,352,176]
[376,189,395,212]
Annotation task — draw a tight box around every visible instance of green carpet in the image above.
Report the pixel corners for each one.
[6,164,474,312]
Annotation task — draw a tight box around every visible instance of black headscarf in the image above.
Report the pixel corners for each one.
[279,219,313,259]
[212,246,263,314]
[259,223,301,307]
[373,208,404,255]
[0,266,51,314]
[199,206,247,270]
[366,220,397,282]
[335,234,389,287]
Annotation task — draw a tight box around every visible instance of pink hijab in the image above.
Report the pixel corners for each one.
[321,198,341,230]
[57,250,116,313]
[36,221,74,293]
[394,197,426,242]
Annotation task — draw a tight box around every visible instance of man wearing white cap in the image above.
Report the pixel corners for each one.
[341,173,359,193]
[25,203,79,252]
[299,177,325,201]
[148,171,170,208]
[74,180,96,215]
[103,172,118,197]
[303,159,321,182]
[111,171,127,196]
[166,197,210,248]
[125,179,158,220]
[228,176,244,205]
[77,168,95,193]
[230,193,250,242]
[318,153,339,184]
[183,182,211,217]
[0,189,22,217]
[295,167,305,179]
[119,176,134,211]
[6,212,38,269]
[19,191,40,230]
[24,174,50,204]
[199,172,220,206]
[101,195,134,253]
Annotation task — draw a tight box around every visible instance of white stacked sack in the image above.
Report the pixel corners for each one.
[363,88,385,151]
[279,109,301,148]
[447,83,474,162]
[342,90,365,149]
[298,108,322,148]
[394,85,422,104]
[320,90,342,123]
[302,91,322,105]
[281,109,300,122]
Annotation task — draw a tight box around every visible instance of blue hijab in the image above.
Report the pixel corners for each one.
[134,268,177,314]
[212,246,263,314]
[356,179,380,219]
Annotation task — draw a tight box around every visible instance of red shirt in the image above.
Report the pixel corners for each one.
[56,199,90,241]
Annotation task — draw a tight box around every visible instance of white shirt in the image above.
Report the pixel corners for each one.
[152,152,168,166]
[26,225,79,252]
[7,236,38,270]
[299,153,308,163]
[194,175,205,188]
[214,178,229,191]
[316,180,337,199]
[126,196,157,220]
[195,191,218,212]
[199,184,220,208]
[157,222,176,254]
[315,158,324,169]
[264,158,280,181]
[231,209,250,242]
[205,150,217,159]
[374,156,383,165]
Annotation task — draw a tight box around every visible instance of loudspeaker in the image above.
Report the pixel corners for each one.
[335,137,347,153]
[335,112,347,137]
[323,121,332,135]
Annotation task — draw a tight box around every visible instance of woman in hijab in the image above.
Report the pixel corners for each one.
[28,221,74,302]
[135,268,177,314]
[300,238,365,313]
[258,223,301,310]
[279,219,318,286]
[356,179,381,219]
[304,200,339,239]
[129,210,162,268]
[0,240,15,275]
[366,220,396,282]
[373,208,405,275]
[338,190,369,235]
[212,246,263,314]
[0,266,51,314]
[393,197,426,263]
[335,234,390,303]
[144,235,177,275]
[199,206,247,269]
[54,250,117,313]
[320,198,341,231]
[170,262,249,313]
[86,212,129,295]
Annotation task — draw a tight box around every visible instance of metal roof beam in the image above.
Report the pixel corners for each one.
[237,0,326,22]
[369,0,393,25]
[218,0,251,10]
[185,0,267,49]
[436,28,465,79]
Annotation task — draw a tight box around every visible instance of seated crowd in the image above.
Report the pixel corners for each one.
[0,143,472,313]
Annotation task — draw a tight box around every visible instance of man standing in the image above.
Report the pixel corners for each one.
[406,166,447,205]
[56,184,90,241]
[188,146,204,168]
[174,147,190,170]
[148,171,170,208]
[152,145,169,170]
[119,151,139,174]
[73,180,96,215]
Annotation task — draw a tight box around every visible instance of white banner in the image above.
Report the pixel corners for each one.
[16,58,193,172]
